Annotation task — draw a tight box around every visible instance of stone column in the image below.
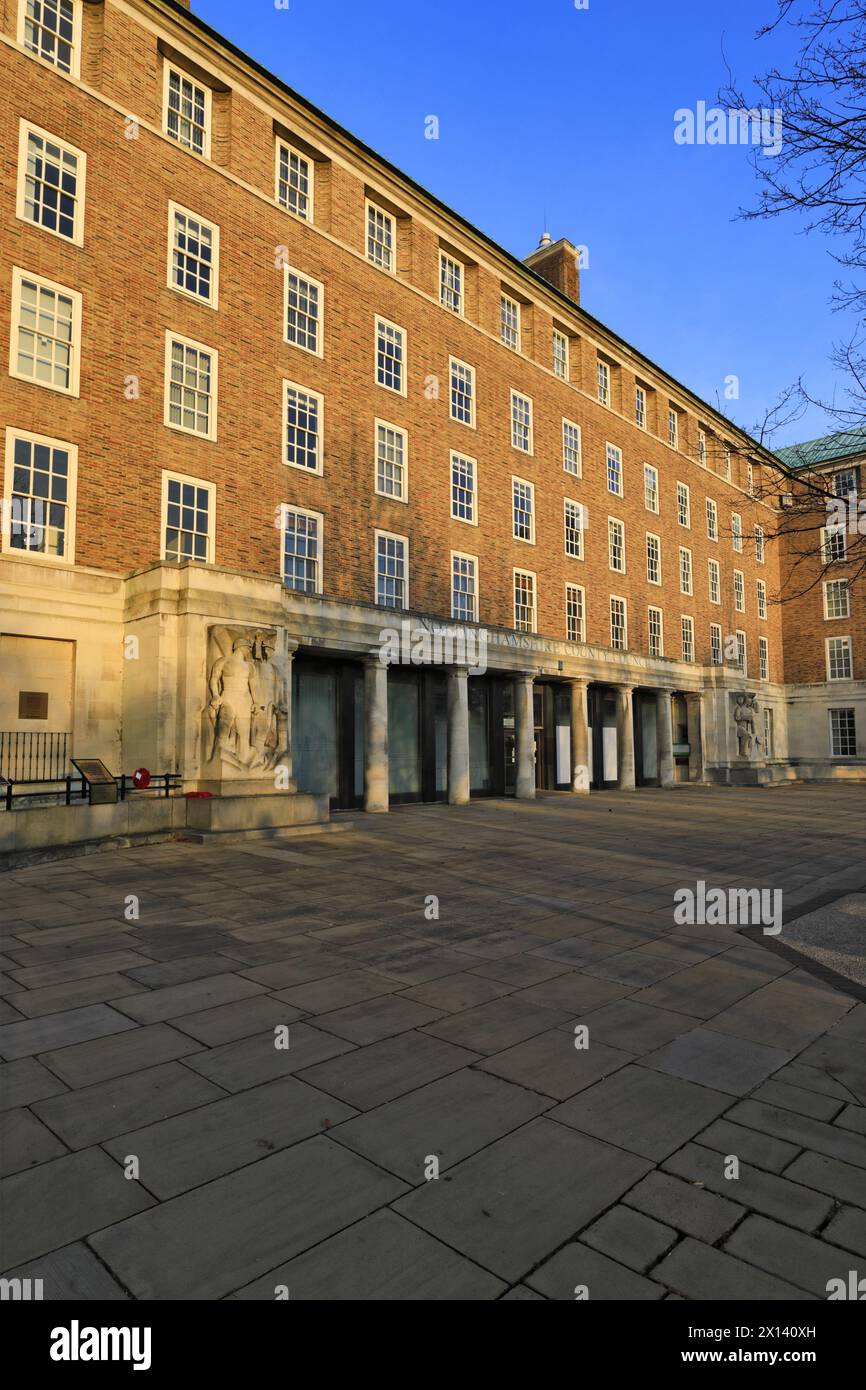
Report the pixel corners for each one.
[569,679,590,793]
[514,673,536,800]
[615,685,636,790]
[363,657,389,812]
[685,692,704,783]
[447,667,471,805]
[656,687,675,788]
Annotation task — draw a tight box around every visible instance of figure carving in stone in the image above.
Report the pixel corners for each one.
[733,692,759,759]
[205,626,288,773]
[250,631,288,768]
[208,634,258,769]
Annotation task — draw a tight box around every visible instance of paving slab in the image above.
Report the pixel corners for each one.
[581,1204,677,1273]
[0,1148,154,1270]
[662,1142,834,1232]
[727,1098,866,1170]
[0,1004,138,1061]
[783,1150,866,1207]
[621,1170,744,1242]
[170,995,305,1046]
[0,1106,68,1176]
[695,1118,801,1174]
[514,972,633,1013]
[399,972,515,1012]
[573,998,695,1055]
[233,1210,504,1300]
[298,1031,479,1110]
[103,1076,356,1197]
[641,1028,793,1096]
[477,1028,634,1101]
[751,1078,844,1123]
[38,1022,202,1088]
[313,994,445,1045]
[632,955,778,1020]
[725,1215,857,1298]
[550,1065,731,1161]
[183,1022,356,1092]
[0,1057,68,1110]
[708,977,854,1051]
[109,973,266,1024]
[330,1068,549,1181]
[823,1206,866,1258]
[526,1242,665,1300]
[0,1242,129,1300]
[31,1062,224,1150]
[89,1136,406,1299]
[273,970,403,1014]
[651,1237,814,1300]
[393,1117,651,1282]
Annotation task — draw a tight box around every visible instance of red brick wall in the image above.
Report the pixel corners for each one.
[0,0,784,681]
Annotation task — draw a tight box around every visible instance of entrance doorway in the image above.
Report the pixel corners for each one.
[587,686,619,789]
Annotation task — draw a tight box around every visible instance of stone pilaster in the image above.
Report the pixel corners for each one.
[363,657,389,812]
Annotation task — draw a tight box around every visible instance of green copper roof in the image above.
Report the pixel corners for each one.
[775,428,866,469]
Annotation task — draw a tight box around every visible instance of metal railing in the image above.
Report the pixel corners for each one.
[2,771,182,812]
[0,731,70,783]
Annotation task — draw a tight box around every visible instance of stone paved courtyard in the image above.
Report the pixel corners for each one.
[1,784,865,1301]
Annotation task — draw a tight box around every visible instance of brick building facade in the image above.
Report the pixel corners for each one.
[0,0,862,841]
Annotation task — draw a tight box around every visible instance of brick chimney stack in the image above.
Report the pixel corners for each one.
[523,233,580,305]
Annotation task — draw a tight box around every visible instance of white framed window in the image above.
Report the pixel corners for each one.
[375,420,408,502]
[697,428,707,466]
[610,595,627,650]
[826,636,853,681]
[834,468,858,498]
[451,451,477,525]
[759,636,769,681]
[608,516,625,573]
[821,525,847,564]
[511,391,533,453]
[823,579,850,620]
[679,546,693,596]
[165,332,217,440]
[635,385,647,429]
[566,583,585,643]
[829,708,857,757]
[731,512,743,553]
[564,499,584,559]
[736,630,747,675]
[757,578,767,620]
[500,294,520,350]
[733,568,745,613]
[374,316,406,394]
[514,569,536,633]
[283,266,323,356]
[161,470,214,564]
[164,65,210,158]
[512,476,535,543]
[375,530,408,609]
[276,142,313,222]
[169,203,219,307]
[708,557,720,606]
[597,359,610,406]
[19,0,80,76]
[563,419,582,476]
[10,268,81,396]
[723,447,732,480]
[440,252,463,314]
[706,497,718,541]
[710,622,723,666]
[755,524,765,564]
[283,380,322,473]
[450,357,475,427]
[676,481,690,528]
[17,121,85,246]
[668,408,679,449]
[648,605,663,657]
[366,202,395,272]
[681,615,695,663]
[646,532,661,586]
[606,442,623,496]
[644,464,659,513]
[2,427,77,563]
[451,551,478,622]
[281,504,322,593]
[553,330,569,381]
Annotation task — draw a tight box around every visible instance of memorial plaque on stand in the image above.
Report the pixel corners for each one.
[71,758,118,805]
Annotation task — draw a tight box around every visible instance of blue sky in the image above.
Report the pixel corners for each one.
[195,0,843,449]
